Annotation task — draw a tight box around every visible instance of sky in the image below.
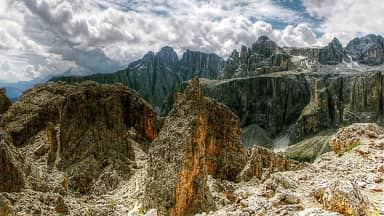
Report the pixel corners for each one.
[0,0,383,82]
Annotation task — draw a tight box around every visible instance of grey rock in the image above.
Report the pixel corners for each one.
[346,34,384,65]
[319,38,346,65]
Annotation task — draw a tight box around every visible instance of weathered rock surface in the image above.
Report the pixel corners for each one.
[238,146,302,182]
[329,123,381,155]
[293,71,384,142]
[0,195,14,216]
[346,34,384,65]
[200,74,310,137]
[221,36,292,79]
[3,81,159,194]
[319,38,346,65]
[0,136,25,192]
[0,88,11,114]
[144,78,247,215]
[313,180,371,216]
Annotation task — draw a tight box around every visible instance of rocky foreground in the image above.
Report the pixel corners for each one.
[0,80,383,216]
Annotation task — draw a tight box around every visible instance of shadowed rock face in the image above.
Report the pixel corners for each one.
[3,81,159,193]
[221,36,292,79]
[0,138,25,192]
[0,88,11,115]
[200,75,311,137]
[319,38,346,65]
[144,78,247,216]
[293,71,384,142]
[346,34,384,65]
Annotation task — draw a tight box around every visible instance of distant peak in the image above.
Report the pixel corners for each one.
[156,46,179,63]
[257,35,271,42]
[159,46,176,53]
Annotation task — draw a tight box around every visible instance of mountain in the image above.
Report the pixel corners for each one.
[346,34,384,65]
[51,47,225,110]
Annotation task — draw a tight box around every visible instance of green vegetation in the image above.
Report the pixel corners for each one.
[336,140,362,156]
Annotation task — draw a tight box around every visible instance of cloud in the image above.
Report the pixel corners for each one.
[0,0,322,81]
[303,0,384,45]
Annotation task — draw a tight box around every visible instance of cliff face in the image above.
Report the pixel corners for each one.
[144,78,248,215]
[346,34,384,65]
[2,81,159,194]
[319,38,346,65]
[200,74,311,137]
[221,36,292,79]
[0,88,11,115]
[293,71,384,142]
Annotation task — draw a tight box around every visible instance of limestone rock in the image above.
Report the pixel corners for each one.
[313,180,371,216]
[329,123,382,155]
[144,78,247,215]
[0,195,14,216]
[221,36,292,78]
[0,88,11,115]
[237,146,301,182]
[0,138,25,192]
[346,34,384,65]
[3,81,159,194]
[319,38,346,65]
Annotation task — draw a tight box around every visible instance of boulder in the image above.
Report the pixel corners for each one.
[144,78,247,215]
[329,123,381,155]
[313,180,371,216]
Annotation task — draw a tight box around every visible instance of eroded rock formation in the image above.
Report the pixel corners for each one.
[144,78,247,215]
[238,146,301,182]
[3,81,159,194]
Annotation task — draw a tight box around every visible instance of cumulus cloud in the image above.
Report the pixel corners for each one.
[303,0,384,45]
[0,0,324,81]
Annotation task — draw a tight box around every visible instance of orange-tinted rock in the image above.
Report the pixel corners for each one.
[144,78,247,215]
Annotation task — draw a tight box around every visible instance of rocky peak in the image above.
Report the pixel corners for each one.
[156,46,179,66]
[346,34,384,65]
[319,37,345,65]
[179,50,225,80]
[251,35,278,57]
[144,78,247,215]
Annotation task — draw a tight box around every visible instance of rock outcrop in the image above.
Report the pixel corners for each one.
[313,180,371,216]
[238,146,301,182]
[319,38,346,65]
[346,34,384,65]
[179,50,225,81]
[221,36,292,79]
[200,74,310,137]
[144,78,247,215]
[0,88,11,114]
[3,81,159,194]
[329,123,381,155]
[0,137,25,192]
[293,71,384,142]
